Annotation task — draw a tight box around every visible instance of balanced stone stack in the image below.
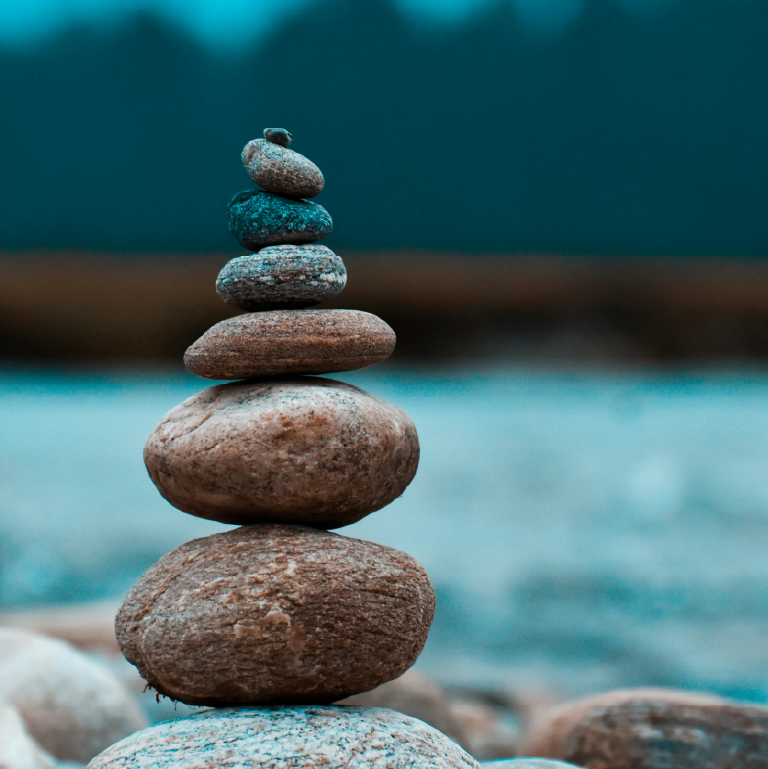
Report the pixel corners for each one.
[89,130,479,768]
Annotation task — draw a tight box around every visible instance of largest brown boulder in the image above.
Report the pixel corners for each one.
[116,525,436,706]
[144,377,419,528]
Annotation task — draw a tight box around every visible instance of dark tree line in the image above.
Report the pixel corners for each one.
[2,0,768,256]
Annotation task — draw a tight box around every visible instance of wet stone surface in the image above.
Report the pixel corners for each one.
[216,245,346,311]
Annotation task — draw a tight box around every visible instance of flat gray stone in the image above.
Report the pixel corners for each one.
[216,245,346,311]
[87,706,481,768]
[242,138,324,198]
[227,190,332,251]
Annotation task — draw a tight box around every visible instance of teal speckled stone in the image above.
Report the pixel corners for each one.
[227,189,332,251]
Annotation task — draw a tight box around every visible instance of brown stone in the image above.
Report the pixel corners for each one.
[520,687,725,760]
[241,138,324,199]
[115,525,436,707]
[564,701,768,769]
[184,309,395,379]
[87,706,481,769]
[342,670,469,748]
[143,377,419,527]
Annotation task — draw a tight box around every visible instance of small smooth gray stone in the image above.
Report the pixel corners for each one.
[242,138,324,198]
[264,127,292,147]
[216,245,346,311]
[87,706,481,768]
[227,189,332,251]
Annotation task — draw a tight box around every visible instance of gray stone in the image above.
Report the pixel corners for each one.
[227,190,332,251]
[242,138,324,199]
[264,127,293,147]
[184,309,395,380]
[481,762,579,768]
[87,706,481,768]
[116,526,434,706]
[216,245,346,311]
[143,377,419,527]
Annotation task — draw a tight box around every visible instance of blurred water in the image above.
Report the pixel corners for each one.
[2,365,768,701]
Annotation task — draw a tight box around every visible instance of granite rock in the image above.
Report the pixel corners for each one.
[0,705,55,769]
[264,127,293,147]
[520,687,725,760]
[0,629,146,763]
[184,309,395,379]
[227,189,332,250]
[116,525,435,706]
[216,245,346,311]
[564,701,768,769]
[242,138,324,198]
[144,377,419,526]
[87,706,480,769]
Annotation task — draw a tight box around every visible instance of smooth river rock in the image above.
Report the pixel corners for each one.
[184,309,395,380]
[87,706,480,769]
[264,127,293,147]
[563,701,768,769]
[116,525,435,706]
[216,245,346,311]
[144,377,419,527]
[242,138,325,198]
[0,629,146,763]
[520,687,726,759]
[228,189,332,250]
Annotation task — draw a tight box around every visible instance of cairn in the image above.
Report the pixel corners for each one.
[88,130,480,768]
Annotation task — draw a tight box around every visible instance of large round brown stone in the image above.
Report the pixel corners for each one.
[87,706,480,769]
[115,525,436,706]
[144,377,419,527]
[184,309,395,380]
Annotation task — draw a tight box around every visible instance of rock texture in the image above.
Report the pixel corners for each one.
[144,377,419,526]
[343,669,468,748]
[0,705,55,769]
[87,706,480,769]
[264,127,293,147]
[481,762,579,768]
[216,245,346,311]
[242,138,325,198]
[228,189,332,250]
[184,309,395,380]
[564,701,768,769]
[116,525,435,706]
[0,628,146,763]
[520,687,725,760]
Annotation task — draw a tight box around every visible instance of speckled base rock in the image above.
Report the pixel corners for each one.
[87,706,480,769]
[563,701,768,769]
[144,378,419,526]
[116,525,435,706]
[216,245,346,311]
[228,189,332,250]
[481,762,580,768]
[184,309,395,379]
[242,138,325,199]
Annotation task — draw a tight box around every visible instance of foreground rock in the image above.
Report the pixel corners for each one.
[481,762,579,768]
[116,525,435,706]
[564,701,768,769]
[228,189,332,250]
[520,687,725,759]
[87,706,480,769]
[144,378,419,526]
[242,138,324,198]
[343,669,468,747]
[185,309,395,379]
[0,629,146,763]
[216,245,346,311]
[0,705,55,769]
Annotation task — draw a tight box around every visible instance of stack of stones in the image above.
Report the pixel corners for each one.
[89,130,479,768]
